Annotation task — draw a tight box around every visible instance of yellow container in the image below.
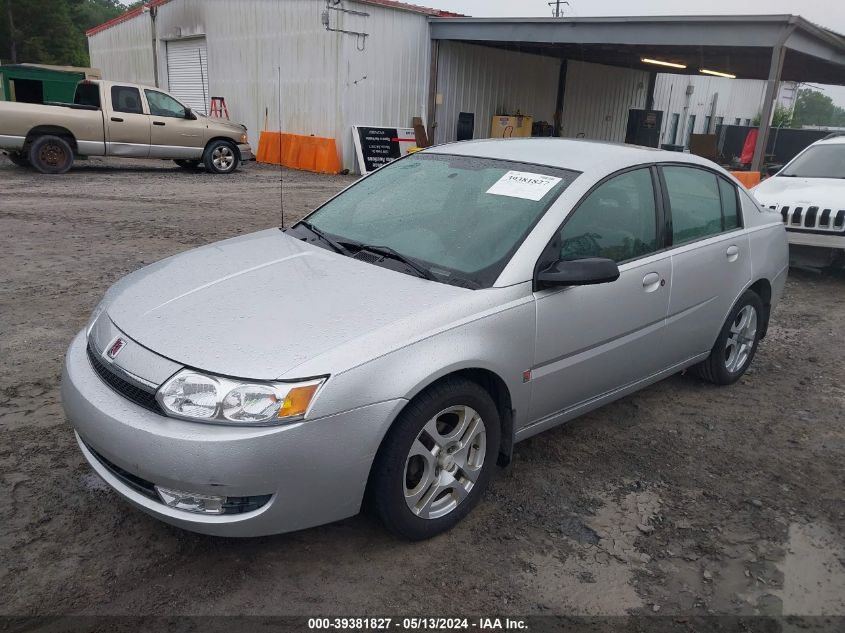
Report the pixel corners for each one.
[491,115,533,138]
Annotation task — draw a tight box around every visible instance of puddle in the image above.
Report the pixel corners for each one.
[521,487,660,614]
[777,522,845,615]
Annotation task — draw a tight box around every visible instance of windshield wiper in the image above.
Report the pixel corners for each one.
[356,244,435,281]
[296,221,349,255]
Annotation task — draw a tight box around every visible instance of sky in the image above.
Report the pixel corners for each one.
[412,0,845,107]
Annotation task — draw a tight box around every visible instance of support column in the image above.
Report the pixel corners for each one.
[553,59,568,136]
[751,44,786,172]
[426,40,440,145]
[645,71,657,111]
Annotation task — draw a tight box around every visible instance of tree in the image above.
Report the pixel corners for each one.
[792,88,845,128]
[0,0,125,66]
[753,104,793,128]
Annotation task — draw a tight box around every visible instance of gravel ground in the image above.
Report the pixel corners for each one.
[1,155,843,621]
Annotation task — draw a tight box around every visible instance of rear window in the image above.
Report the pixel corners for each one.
[74,83,101,108]
[111,85,143,115]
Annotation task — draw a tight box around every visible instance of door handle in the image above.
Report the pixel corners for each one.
[726,245,740,262]
[110,117,124,122]
[642,272,661,292]
[153,121,166,126]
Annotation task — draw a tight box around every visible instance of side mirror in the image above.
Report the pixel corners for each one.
[185,107,197,120]
[536,257,620,288]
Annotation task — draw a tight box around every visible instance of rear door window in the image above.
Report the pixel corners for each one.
[663,166,739,245]
[111,86,144,114]
[718,177,740,230]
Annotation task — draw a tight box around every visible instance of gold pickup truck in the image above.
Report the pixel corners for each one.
[0,80,253,174]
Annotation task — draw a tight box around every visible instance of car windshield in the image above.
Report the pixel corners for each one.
[780,144,845,179]
[298,153,578,288]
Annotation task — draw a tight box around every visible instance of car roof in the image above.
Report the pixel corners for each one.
[812,134,845,146]
[424,137,718,173]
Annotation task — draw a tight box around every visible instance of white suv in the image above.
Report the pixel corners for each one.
[752,134,845,267]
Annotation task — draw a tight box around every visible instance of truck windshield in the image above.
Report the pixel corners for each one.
[74,83,101,109]
[781,144,845,179]
[299,153,578,288]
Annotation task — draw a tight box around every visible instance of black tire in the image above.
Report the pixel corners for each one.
[202,140,239,174]
[6,151,31,168]
[174,159,201,170]
[367,377,501,541]
[28,135,74,174]
[693,289,765,385]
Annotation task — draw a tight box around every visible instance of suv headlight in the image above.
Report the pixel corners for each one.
[156,370,326,425]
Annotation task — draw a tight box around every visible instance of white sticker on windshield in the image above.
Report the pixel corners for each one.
[486,171,562,201]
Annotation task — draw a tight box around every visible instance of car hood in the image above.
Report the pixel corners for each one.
[752,176,845,208]
[104,229,470,380]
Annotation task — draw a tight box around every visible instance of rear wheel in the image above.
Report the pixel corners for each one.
[693,290,764,385]
[29,135,74,174]
[203,140,239,174]
[368,377,500,540]
[174,159,201,171]
[6,151,31,168]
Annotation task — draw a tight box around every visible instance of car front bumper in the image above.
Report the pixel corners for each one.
[786,230,845,250]
[61,331,405,537]
[238,143,255,162]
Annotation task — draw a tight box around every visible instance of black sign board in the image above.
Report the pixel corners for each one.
[352,125,418,174]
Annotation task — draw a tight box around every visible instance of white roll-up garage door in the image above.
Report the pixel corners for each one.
[165,37,209,115]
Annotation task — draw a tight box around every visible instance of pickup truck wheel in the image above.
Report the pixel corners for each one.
[6,151,31,168]
[174,159,201,170]
[203,140,239,174]
[29,135,74,174]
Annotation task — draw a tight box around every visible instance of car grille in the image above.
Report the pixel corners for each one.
[86,343,164,415]
[766,203,845,233]
[83,439,272,515]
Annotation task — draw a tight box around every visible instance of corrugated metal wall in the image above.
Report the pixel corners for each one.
[559,60,649,142]
[88,0,431,171]
[433,41,560,144]
[651,73,768,145]
[87,13,155,85]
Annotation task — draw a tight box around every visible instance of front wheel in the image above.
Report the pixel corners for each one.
[6,151,31,168]
[693,289,764,385]
[29,135,74,174]
[367,377,500,540]
[203,140,239,174]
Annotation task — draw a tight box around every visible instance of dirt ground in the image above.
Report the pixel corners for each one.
[1,155,844,623]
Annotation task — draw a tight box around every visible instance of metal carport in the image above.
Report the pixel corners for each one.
[428,15,845,171]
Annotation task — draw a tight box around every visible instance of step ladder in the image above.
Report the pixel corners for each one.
[209,97,229,119]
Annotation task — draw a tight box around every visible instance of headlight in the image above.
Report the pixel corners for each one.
[156,370,325,425]
[86,299,107,337]
[240,133,248,143]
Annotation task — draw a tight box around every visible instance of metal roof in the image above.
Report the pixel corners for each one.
[429,14,845,85]
[86,0,462,37]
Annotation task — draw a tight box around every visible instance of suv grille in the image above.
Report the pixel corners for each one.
[767,204,845,233]
[86,343,164,414]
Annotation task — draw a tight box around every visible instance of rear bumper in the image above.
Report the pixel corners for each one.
[238,143,254,162]
[62,330,405,536]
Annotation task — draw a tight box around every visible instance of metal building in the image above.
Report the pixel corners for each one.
[87,0,453,171]
[87,4,845,173]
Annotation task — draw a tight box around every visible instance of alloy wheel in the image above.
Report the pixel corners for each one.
[212,146,235,171]
[403,405,487,520]
[724,304,757,373]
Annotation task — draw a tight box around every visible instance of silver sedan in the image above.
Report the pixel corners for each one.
[62,139,788,540]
